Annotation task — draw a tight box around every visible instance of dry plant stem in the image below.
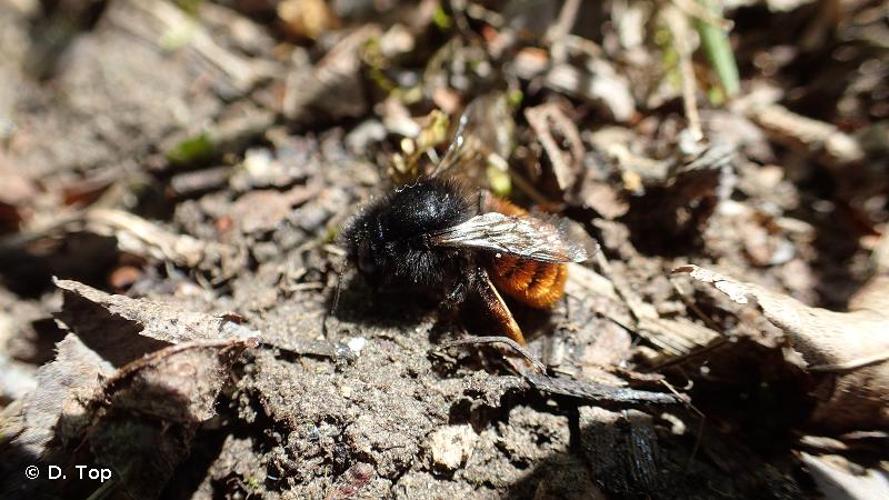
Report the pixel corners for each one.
[438,334,682,407]
[662,6,703,142]
[0,211,84,249]
[648,337,730,371]
[746,103,865,165]
[464,2,504,27]
[438,336,547,373]
[546,0,581,62]
[85,209,223,268]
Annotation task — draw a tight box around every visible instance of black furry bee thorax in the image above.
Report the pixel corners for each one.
[343,179,478,298]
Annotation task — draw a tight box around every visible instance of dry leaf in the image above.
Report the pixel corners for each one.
[55,279,260,346]
[85,209,241,274]
[674,265,889,431]
[101,339,257,423]
[228,183,320,234]
[8,334,113,458]
[3,332,256,498]
[525,101,584,193]
[800,452,889,500]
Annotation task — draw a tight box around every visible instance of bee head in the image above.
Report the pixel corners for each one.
[342,211,390,287]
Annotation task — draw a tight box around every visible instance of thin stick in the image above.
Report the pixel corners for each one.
[808,351,889,372]
[439,335,547,373]
[663,6,703,142]
[546,0,581,62]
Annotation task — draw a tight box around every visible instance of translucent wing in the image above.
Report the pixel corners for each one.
[429,92,514,185]
[428,212,591,263]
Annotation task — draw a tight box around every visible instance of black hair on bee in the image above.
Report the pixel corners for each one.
[342,178,482,306]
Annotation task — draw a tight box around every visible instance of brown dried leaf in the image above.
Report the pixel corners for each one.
[228,183,320,234]
[674,265,889,430]
[84,208,243,278]
[800,452,889,500]
[525,101,584,194]
[8,334,113,458]
[67,338,254,498]
[5,333,255,497]
[55,279,260,345]
[100,338,257,423]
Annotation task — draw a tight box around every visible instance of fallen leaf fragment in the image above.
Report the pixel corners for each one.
[3,332,256,498]
[800,452,889,500]
[525,101,584,193]
[55,278,260,345]
[8,334,113,458]
[674,264,889,431]
[85,209,242,276]
[100,338,258,423]
[228,183,320,234]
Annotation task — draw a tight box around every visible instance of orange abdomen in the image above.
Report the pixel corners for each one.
[484,197,568,309]
[488,255,568,308]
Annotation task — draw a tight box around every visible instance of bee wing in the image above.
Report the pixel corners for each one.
[428,212,592,263]
[429,92,514,183]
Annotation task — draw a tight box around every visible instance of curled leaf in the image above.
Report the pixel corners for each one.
[674,265,889,431]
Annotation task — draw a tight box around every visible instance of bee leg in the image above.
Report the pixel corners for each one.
[476,269,527,346]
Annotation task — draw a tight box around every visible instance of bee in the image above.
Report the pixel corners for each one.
[342,95,592,345]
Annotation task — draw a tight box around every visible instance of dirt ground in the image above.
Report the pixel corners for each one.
[1,1,887,499]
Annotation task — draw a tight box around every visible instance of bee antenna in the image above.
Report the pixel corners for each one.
[322,245,348,338]
[331,260,344,315]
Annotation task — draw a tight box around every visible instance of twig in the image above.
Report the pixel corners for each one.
[746,103,865,166]
[437,336,547,373]
[662,6,703,142]
[546,0,581,62]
